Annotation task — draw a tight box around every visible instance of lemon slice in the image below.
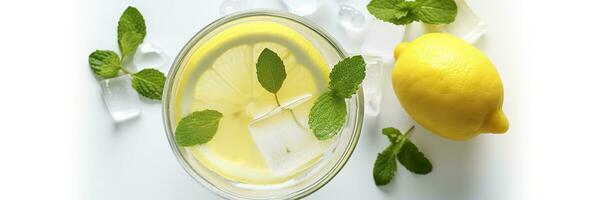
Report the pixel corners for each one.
[174,21,330,184]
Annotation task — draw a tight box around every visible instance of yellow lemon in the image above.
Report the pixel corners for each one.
[392,33,508,140]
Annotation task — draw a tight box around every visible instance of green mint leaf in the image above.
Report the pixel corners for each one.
[329,55,366,99]
[412,0,457,24]
[88,50,121,79]
[367,0,407,22]
[131,68,165,100]
[398,140,433,174]
[308,91,347,140]
[392,2,413,19]
[118,6,146,58]
[256,48,287,94]
[373,145,397,185]
[367,0,417,25]
[175,110,223,146]
[389,15,415,26]
[382,127,402,143]
[389,4,417,25]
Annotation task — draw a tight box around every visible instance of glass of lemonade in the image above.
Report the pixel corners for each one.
[163,10,364,199]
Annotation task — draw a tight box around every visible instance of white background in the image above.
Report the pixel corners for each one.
[0,0,593,199]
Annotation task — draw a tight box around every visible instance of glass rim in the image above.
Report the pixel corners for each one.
[162,9,364,200]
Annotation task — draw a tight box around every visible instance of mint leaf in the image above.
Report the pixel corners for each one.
[175,110,223,146]
[367,0,407,21]
[382,127,402,143]
[398,140,433,174]
[308,92,347,140]
[118,6,146,58]
[131,68,165,100]
[329,55,366,99]
[88,50,121,79]
[373,146,397,185]
[367,0,416,25]
[412,0,457,24]
[389,4,416,25]
[367,0,457,25]
[392,2,413,19]
[390,15,416,26]
[256,48,287,94]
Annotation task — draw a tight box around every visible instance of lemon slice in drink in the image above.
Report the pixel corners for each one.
[174,21,330,184]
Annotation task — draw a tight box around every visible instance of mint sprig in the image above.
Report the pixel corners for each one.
[367,0,457,26]
[88,6,166,100]
[308,55,366,140]
[373,126,433,186]
[175,110,223,146]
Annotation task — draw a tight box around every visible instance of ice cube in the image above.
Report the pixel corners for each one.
[443,0,487,44]
[219,0,251,15]
[281,0,322,16]
[248,94,332,176]
[362,55,384,116]
[338,5,365,31]
[100,75,141,122]
[338,5,368,54]
[129,42,170,72]
[361,20,406,60]
[403,0,487,44]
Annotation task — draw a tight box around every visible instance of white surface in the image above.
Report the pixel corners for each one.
[78,0,524,199]
[361,20,406,60]
[2,0,595,199]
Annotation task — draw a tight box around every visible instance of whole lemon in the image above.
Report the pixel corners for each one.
[392,33,508,140]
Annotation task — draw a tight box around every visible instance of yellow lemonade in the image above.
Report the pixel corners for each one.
[172,21,334,184]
